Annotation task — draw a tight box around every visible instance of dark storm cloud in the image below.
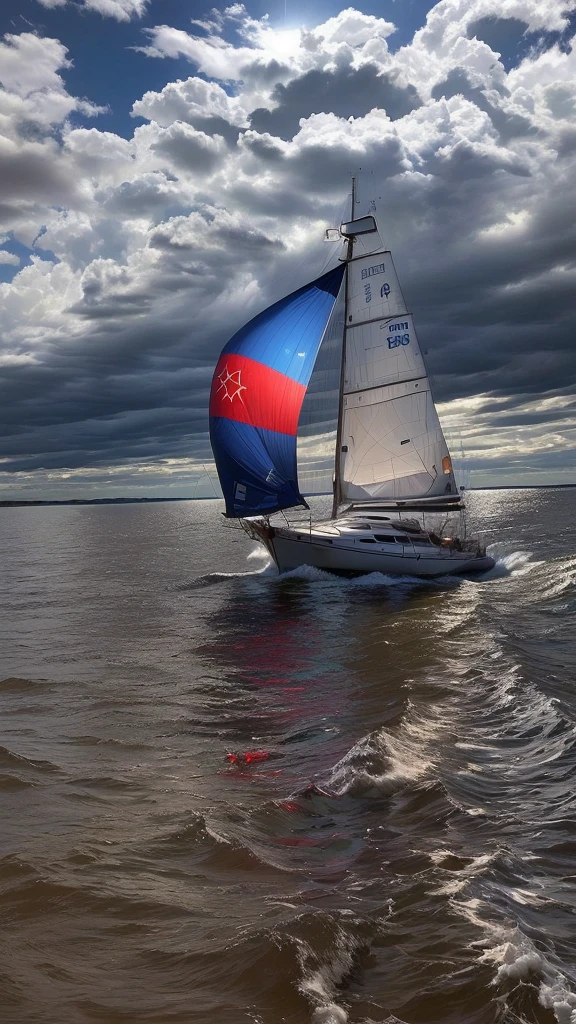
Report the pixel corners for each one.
[151,124,225,174]
[467,16,529,56]
[97,176,181,218]
[0,141,77,208]
[487,404,576,427]
[0,220,303,476]
[431,68,535,141]
[189,116,242,146]
[428,136,531,179]
[240,132,285,162]
[0,318,217,473]
[237,58,292,87]
[0,200,38,228]
[468,14,576,66]
[249,65,421,141]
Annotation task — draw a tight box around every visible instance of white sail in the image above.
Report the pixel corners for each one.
[338,251,457,504]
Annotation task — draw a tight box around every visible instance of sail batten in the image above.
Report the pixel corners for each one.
[209,264,345,518]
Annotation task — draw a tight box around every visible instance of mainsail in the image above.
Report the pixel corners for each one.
[336,250,457,505]
[209,264,345,518]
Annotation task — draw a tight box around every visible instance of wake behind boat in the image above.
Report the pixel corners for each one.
[209,180,494,578]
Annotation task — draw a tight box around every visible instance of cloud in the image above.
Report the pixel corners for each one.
[132,76,246,130]
[0,32,103,142]
[416,0,573,52]
[0,33,103,242]
[148,122,229,174]
[36,0,149,20]
[0,250,20,266]
[249,65,420,141]
[1,0,576,498]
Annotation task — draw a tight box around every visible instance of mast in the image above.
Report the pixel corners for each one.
[331,176,355,518]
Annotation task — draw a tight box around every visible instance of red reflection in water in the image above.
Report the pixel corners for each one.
[226,750,271,765]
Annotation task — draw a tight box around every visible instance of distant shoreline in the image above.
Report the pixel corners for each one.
[1,484,575,508]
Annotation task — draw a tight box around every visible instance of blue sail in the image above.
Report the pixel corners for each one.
[209,264,345,518]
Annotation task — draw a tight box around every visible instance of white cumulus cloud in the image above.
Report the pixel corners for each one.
[0,250,20,266]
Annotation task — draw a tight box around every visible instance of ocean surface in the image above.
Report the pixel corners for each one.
[1,488,575,1024]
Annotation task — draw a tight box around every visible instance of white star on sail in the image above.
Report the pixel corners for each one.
[217,365,246,403]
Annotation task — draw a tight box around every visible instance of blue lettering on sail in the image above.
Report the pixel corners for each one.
[388,334,410,349]
[361,263,385,279]
[364,283,372,303]
[380,283,390,298]
[388,321,409,332]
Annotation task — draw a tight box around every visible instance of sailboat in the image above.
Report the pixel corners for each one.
[209,181,494,578]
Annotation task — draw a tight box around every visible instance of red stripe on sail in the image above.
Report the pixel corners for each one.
[210,354,306,436]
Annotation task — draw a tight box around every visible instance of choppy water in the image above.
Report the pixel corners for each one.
[0,488,575,1024]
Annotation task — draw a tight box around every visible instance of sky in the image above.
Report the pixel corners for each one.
[0,0,575,500]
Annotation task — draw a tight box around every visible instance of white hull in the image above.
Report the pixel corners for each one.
[244,519,494,578]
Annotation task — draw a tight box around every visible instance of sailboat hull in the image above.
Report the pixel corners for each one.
[244,521,495,578]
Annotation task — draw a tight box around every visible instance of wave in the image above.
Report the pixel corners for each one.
[0,676,51,693]
[0,744,60,774]
[181,549,275,589]
[323,696,454,800]
[68,735,151,751]
[301,931,353,1024]
[457,899,576,1024]
[481,548,538,579]
[191,546,541,593]
[179,568,271,589]
[0,774,34,791]
[296,913,377,1024]
[134,813,291,878]
[275,563,462,591]
[247,544,272,564]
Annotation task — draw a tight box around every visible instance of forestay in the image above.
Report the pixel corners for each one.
[338,252,457,503]
[210,264,345,518]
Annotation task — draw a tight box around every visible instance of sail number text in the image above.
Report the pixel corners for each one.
[384,321,410,348]
[360,263,392,304]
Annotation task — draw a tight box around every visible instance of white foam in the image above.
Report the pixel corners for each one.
[276,565,458,589]
[325,701,452,798]
[430,849,496,869]
[311,1004,348,1024]
[247,544,271,563]
[540,981,576,1023]
[204,823,232,845]
[280,564,338,582]
[298,925,365,1024]
[481,548,538,579]
[429,850,498,895]
[484,942,544,981]
[457,900,576,1023]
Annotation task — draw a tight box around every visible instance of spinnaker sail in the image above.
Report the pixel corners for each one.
[209,264,345,518]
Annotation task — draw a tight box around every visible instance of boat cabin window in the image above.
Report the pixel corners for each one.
[359,538,376,543]
[373,534,410,544]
